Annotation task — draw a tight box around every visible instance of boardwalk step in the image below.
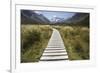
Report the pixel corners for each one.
[40,29,68,62]
[41,55,68,60]
[43,52,67,55]
[47,46,64,48]
[44,51,67,53]
[44,49,66,52]
[40,58,68,61]
[45,48,66,50]
[42,54,67,57]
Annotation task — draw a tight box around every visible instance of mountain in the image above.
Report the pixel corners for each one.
[77,14,89,26]
[62,13,90,26]
[21,10,50,24]
[51,16,65,24]
[66,13,89,23]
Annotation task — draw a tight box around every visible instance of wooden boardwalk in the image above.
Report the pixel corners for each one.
[40,29,68,61]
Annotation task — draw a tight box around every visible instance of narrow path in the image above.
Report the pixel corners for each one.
[40,28,68,61]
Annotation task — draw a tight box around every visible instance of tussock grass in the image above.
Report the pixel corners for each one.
[21,25,53,63]
[54,25,89,60]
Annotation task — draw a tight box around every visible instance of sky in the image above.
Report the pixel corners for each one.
[34,10,76,22]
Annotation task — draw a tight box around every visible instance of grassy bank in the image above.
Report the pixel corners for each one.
[53,25,89,60]
[21,25,53,63]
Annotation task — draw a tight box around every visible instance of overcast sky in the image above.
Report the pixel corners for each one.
[34,10,76,22]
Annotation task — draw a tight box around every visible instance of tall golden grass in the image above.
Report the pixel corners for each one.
[21,25,53,62]
[54,25,89,60]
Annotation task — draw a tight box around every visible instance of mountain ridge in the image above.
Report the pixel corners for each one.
[21,10,50,24]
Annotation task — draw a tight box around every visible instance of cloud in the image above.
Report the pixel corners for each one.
[53,15,57,18]
[34,11,42,15]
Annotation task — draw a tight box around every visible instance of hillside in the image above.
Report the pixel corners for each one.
[21,10,50,24]
[65,13,90,26]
